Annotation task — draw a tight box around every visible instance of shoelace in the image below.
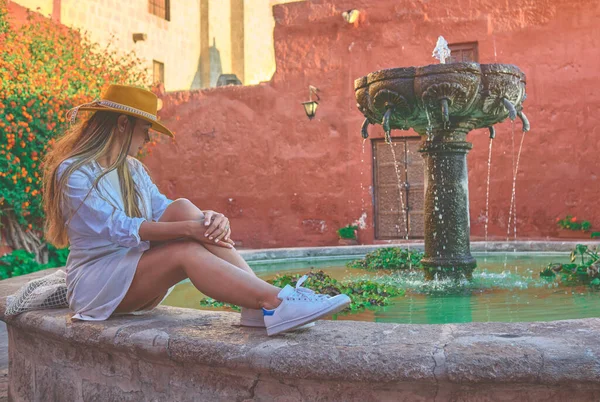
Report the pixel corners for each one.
[289,275,330,302]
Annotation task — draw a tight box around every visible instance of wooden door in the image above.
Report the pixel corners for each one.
[373,138,425,239]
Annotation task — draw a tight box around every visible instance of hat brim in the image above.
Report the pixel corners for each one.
[76,106,174,138]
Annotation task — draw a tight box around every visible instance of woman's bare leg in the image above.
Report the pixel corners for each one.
[154,198,256,276]
[115,240,281,313]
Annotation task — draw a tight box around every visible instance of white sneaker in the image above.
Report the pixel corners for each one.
[240,308,315,329]
[240,308,268,327]
[263,275,351,336]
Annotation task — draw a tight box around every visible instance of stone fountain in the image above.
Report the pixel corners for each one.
[354,38,529,279]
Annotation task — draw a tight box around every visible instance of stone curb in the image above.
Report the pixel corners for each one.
[237,241,600,261]
[2,304,600,386]
[0,268,599,387]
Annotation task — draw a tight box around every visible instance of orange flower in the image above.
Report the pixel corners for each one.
[571,217,577,223]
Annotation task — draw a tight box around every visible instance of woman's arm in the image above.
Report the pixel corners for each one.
[61,163,232,249]
[138,220,193,242]
[138,220,233,248]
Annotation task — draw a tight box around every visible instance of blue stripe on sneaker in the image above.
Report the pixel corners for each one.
[262,308,275,316]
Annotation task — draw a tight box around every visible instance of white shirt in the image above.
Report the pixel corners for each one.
[104,168,123,205]
[58,156,173,320]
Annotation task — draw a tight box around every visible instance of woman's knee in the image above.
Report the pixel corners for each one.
[161,198,203,222]
[171,240,209,265]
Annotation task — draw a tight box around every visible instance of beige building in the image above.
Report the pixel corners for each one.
[9,0,301,91]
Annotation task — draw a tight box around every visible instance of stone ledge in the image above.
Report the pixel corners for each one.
[1,266,600,400]
[4,306,599,385]
[238,241,600,262]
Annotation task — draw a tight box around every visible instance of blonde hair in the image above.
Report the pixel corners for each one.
[43,111,144,247]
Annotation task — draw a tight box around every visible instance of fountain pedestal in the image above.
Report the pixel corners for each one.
[420,129,476,279]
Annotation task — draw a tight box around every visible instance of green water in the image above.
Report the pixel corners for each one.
[162,252,600,324]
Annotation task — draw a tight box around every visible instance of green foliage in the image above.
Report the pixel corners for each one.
[337,225,358,239]
[540,244,600,287]
[0,0,148,231]
[570,244,597,265]
[347,247,423,271]
[0,249,40,279]
[271,271,404,311]
[199,298,240,312]
[591,232,600,239]
[539,265,557,278]
[47,244,69,267]
[0,246,69,279]
[556,215,591,231]
[199,270,405,313]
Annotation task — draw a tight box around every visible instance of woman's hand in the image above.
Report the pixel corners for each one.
[188,220,234,248]
[201,210,233,245]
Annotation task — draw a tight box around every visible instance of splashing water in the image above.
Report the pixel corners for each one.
[513,128,527,241]
[506,122,527,241]
[387,141,409,238]
[424,106,433,139]
[350,267,549,297]
[484,137,494,245]
[507,122,516,241]
[432,36,451,64]
[361,138,367,218]
[493,36,498,63]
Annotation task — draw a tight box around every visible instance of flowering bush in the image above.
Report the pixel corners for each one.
[556,215,591,231]
[0,0,149,263]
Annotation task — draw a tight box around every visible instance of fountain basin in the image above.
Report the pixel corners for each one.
[166,251,600,325]
[1,243,599,401]
[355,62,527,134]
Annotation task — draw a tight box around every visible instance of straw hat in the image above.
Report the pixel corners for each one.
[67,84,174,137]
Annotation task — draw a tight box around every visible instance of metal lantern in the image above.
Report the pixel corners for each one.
[302,85,320,120]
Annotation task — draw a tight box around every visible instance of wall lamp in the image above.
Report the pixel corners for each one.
[302,85,320,120]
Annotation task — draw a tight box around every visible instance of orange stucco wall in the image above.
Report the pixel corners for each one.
[145,0,600,249]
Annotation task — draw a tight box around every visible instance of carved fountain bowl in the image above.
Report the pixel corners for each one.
[354,62,526,135]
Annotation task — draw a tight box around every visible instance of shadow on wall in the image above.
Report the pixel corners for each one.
[191,37,223,90]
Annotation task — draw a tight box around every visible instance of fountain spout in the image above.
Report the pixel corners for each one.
[361,118,370,139]
[517,110,530,132]
[502,98,517,121]
[441,98,450,127]
[382,106,394,142]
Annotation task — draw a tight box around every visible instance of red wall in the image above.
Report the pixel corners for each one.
[146,0,600,248]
